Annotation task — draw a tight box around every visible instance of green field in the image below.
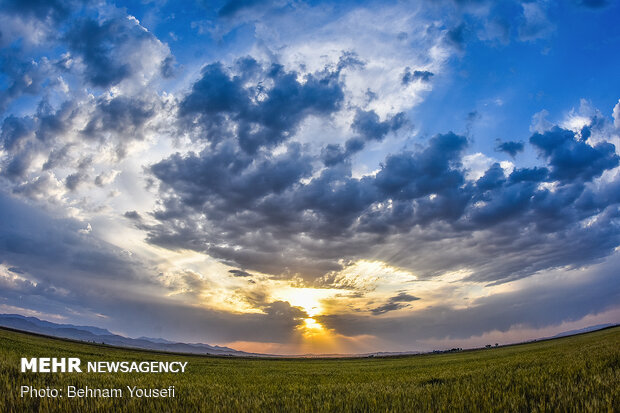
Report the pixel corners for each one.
[1,326,618,412]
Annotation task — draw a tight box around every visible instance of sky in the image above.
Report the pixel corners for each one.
[0,0,619,355]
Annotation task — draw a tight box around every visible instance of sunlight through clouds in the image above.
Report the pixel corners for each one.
[0,0,618,355]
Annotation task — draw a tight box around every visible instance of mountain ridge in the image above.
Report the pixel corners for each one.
[0,314,253,356]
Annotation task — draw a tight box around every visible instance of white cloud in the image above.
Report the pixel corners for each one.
[268,5,446,118]
[530,109,553,133]
[462,153,494,181]
[519,2,555,41]
[561,99,600,133]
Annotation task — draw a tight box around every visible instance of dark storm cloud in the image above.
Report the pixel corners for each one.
[371,302,407,315]
[151,141,313,213]
[147,116,620,286]
[321,109,406,166]
[336,51,365,72]
[146,131,468,277]
[530,127,619,182]
[508,166,548,183]
[179,63,245,117]
[370,292,420,315]
[320,144,348,167]
[179,58,344,153]
[495,140,524,157]
[475,163,505,191]
[0,2,171,121]
[374,132,467,200]
[352,109,406,142]
[64,18,132,87]
[11,173,55,200]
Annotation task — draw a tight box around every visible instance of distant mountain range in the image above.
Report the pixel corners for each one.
[0,314,255,357]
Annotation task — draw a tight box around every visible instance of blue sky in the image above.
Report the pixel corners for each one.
[0,0,619,354]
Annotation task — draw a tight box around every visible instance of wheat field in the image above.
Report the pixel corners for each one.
[1,326,618,412]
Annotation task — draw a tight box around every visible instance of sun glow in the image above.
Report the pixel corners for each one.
[271,287,340,317]
[301,317,325,337]
[268,287,345,341]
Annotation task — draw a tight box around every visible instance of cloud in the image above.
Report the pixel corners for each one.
[80,94,160,158]
[144,132,469,278]
[371,302,407,315]
[402,68,434,85]
[518,2,554,41]
[495,140,524,157]
[370,292,420,315]
[321,109,406,166]
[530,126,619,182]
[352,109,406,142]
[178,58,345,153]
[229,269,252,277]
[1,0,619,353]
[613,99,620,129]
[373,132,467,201]
[65,171,87,191]
[0,190,313,344]
[64,14,172,89]
[64,18,133,87]
[123,210,142,220]
[391,292,420,302]
[0,190,143,292]
[0,0,76,48]
[530,109,553,133]
[318,252,620,347]
[0,49,53,111]
[1,115,34,151]
[0,0,73,24]
[0,3,175,210]
[145,107,620,288]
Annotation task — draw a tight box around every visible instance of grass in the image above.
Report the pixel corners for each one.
[1,326,619,412]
